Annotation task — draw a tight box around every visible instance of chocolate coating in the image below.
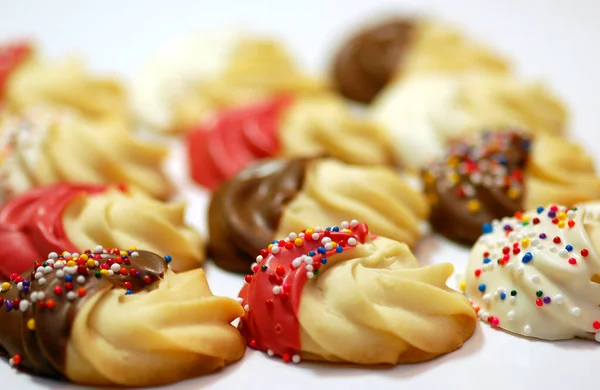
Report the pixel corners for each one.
[208,158,310,273]
[331,19,416,103]
[0,249,167,379]
[423,131,531,245]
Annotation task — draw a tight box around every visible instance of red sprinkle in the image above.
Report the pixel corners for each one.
[535,298,543,307]
[275,266,285,276]
[502,247,510,255]
[245,275,253,284]
[581,249,589,257]
[553,236,561,244]
[474,269,482,277]
[568,220,576,228]
[129,268,137,276]
[119,268,128,276]
[46,299,56,310]
[65,282,73,291]
[78,287,87,297]
[11,354,21,365]
[568,258,577,265]
[282,353,291,363]
[124,281,132,290]
[143,276,152,285]
[532,218,540,225]
[593,321,600,330]
[53,286,63,295]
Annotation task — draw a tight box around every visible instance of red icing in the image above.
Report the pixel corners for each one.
[238,222,370,361]
[186,95,294,191]
[0,183,108,279]
[0,42,31,102]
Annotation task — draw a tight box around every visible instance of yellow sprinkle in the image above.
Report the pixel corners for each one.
[447,172,460,185]
[558,212,567,221]
[342,229,352,234]
[558,221,566,229]
[1,282,11,292]
[467,199,480,213]
[522,238,530,248]
[66,260,76,267]
[86,259,96,267]
[305,229,313,236]
[62,251,70,256]
[100,269,109,276]
[27,319,35,330]
[129,246,137,251]
[459,281,466,292]
[80,254,88,261]
[522,216,530,223]
[447,156,459,168]
[268,244,273,250]
[294,238,304,247]
[507,187,520,199]
[120,250,128,256]
[331,242,337,249]
[423,171,436,184]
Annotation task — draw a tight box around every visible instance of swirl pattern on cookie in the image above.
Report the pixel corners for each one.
[330,19,509,103]
[0,183,203,279]
[238,221,476,364]
[131,30,325,133]
[0,247,245,386]
[188,94,394,190]
[1,42,125,121]
[208,158,428,273]
[464,204,600,341]
[0,106,172,201]
[423,131,600,245]
[370,73,566,169]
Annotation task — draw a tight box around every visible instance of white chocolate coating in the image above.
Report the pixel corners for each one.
[464,203,600,341]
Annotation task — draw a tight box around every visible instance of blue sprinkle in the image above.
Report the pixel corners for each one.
[482,223,493,234]
[321,258,327,265]
[125,290,133,295]
[497,156,507,166]
[308,251,316,257]
[478,284,486,293]
[325,227,332,231]
[500,292,507,300]
[332,226,339,232]
[336,246,343,253]
[317,247,326,254]
[565,245,573,252]
[483,258,491,264]
[537,206,544,214]
[65,275,73,282]
[5,301,12,311]
[271,240,278,245]
[522,252,533,263]
[164,255,172,263]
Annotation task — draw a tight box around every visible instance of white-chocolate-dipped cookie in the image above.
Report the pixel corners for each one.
[464,203,600,341]
[239,221,476,364]
[0,106,172,201]
[130,29,326,133]
[369,73,566,170]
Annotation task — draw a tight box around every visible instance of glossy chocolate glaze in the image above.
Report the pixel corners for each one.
[0,248,167,379]
[331,19,416,103]
[208,158,310,273]
[423,131,530,245]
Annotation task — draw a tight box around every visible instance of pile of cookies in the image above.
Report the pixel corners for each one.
[0,15,598,387]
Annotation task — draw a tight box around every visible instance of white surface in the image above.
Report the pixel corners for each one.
[1,0,600,389]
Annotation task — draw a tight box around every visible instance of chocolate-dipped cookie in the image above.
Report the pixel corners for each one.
[330,18,509,103]
[208,157,428,273]
[423,131,600,245]
[0,247,245,386]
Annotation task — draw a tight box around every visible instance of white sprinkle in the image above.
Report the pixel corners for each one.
[65,267,77,275]
[55,270,65,278]
[36,266,44,273]
[67,291,77,301]
[493,292,499,299]
[54,261,64,269]
[9,358,14,366]
[288,232,297,241]
[507,310,515,320]
[505,263,514,271]
[567,210,576,219]
[507,232,517,241]
[558,249,569,258]
[347,238,357,246]
[478,310,489,320]
[244,305,250,312]
[43,266,52,274]
[471,172,482,184]
[76,276,86,284]
[554,294,564,304]
[37,291,45,300]
[350,219,359,227]
[272,286,281,295]
[324,243,333,251]
[509,296,517,304]
[48,252,58,259]
[63,252,72,258]
[292,258,302,268]
[38,278,46,286]
[482,294,491,303]
[108,270,115,277]
[46,259,55,265]
[549,246,558,253]
[298,232,305,238]
[250,262,257,272]
[94,245,104,254]
[572,307,581,316]
[19,300,30,312]
[530,275,540,283]
[72,253,80,259]
[94,261,99,267]
[524,325,532,335]
[304,256,312,265]
[34,272,42,280]
[235,297,244,304]
[595,333,600,343]
[306,272,315,279]
[267,349,274,357]
[110,263,121,273]
[256,255,264,263]
[311,233,319,240]
[16,282,23,291]
[314,227,322,233]
[271,245,281,255]
[516,266,524,275]
[131,252,139,258]
[531,238,540,247]
[292,354,301,363]
[306,265,314,272]
[321,237,332,245]
[29,292,38,302]
[341,221,349,229]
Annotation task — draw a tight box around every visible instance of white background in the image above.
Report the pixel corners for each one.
[1,0,599,389]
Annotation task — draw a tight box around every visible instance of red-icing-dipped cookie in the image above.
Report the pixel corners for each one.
[0,183,204,279]
[187,94,394,190]
[238,220,476,364]
[0,246,245,386]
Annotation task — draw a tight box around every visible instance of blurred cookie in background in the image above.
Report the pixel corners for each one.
[329,17,510,104]
[130,29,328,134]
